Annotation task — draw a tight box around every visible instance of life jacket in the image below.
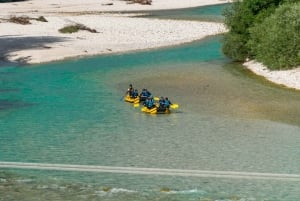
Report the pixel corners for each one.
[141,91,148,97]
[159,99,165,107]
[164,100,171,108]
[133,90,138,97]
[147,99,154,108]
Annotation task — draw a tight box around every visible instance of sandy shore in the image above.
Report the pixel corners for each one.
[0,0,228,64]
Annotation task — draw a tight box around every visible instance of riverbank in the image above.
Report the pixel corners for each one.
[0,0,228,65]
[244,60,300,91]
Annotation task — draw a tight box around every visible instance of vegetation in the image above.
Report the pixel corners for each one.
[8,16,47,24]
[59,24,97,34]
[222,0,300,69]
[9,16,31,24]
[248,3,300,69]
[36,16,47,22]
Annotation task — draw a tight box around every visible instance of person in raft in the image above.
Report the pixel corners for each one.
[126,84,134,97]
[158,96,165,110]
[164,97,172,109]
[144,96,155,109]
[132,89,139,98]
[139,88,152,101]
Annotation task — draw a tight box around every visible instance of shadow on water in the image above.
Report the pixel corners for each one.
[0,35,70,67]
[0,99,32,111]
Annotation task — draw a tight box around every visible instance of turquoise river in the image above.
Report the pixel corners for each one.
[0,4,300,201]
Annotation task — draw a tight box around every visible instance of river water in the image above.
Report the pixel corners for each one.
[0,4,300,201]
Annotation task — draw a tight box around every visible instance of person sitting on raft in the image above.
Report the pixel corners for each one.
[132,89,139,98]
[157,96,165,110]
[157,96,170,112]
[126,84,134,97]
[164,97,172,109]
[139,88,152,101]
[144,96,155,109]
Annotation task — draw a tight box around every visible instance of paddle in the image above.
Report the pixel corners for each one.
[170,104,179,109]
[120,95,125,101]
[133,103,140,107]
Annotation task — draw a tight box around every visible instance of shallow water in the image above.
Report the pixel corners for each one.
[1,4,300,201]
[1,36,300,201]
[133,3,230,22]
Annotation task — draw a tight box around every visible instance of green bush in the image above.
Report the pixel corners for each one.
[222,32,250,61]
[59,25,80,33]
[248,2,300,69]
[59,24,97,34]
[36,16,47,22]
[222,0,296,62]
[9,16,31,25]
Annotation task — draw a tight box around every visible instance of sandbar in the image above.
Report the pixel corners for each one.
[0,0,229,64]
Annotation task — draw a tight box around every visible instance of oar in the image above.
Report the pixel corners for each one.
[133,103,140,107]
[120,95,125,101]
[170,104,179,109]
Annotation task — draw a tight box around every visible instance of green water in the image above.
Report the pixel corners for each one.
[133,3,230,22]
[1,4,300,201]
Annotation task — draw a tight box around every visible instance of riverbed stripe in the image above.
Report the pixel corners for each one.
[0,162,299,181]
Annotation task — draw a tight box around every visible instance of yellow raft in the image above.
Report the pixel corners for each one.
[124,95,140,103]
[141,106,170,114]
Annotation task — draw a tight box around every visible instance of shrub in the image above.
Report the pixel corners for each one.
[248,2,300,69]
[222,0,297,62]
[36,16,47,22]
[9,16,31,24]
[59,25,80,33]
[59,24,97,34]
[222,32,250,62]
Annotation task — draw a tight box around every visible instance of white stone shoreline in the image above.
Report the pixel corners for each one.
[244,61,300,91]
[0,0,228,64]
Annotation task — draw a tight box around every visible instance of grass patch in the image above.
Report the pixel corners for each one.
[36,16,47,22]
[9,16,31,25]
[59,24,97,34]
[8,15,48,24]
